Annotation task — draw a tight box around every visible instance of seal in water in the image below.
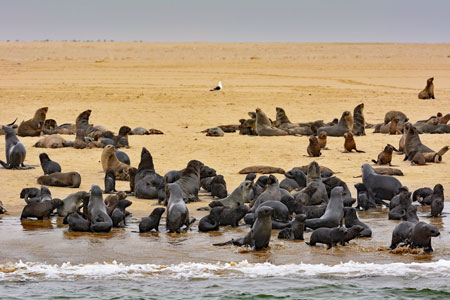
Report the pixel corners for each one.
[214,206,273,250]
[37,172,81,188]
[361,163,402,205]
[111,199,132,227]
[277,214,306,240]
[354,183,376,210]
[252,175,281,210]
[372,144,396,166]
[88,184,113,233]
[139,207,166,232]
[174,160,204,203]
[352,103,366,136]
[39,153,61,175]
[199,206,225,232]
[21,199,64,220]
[430,184,444,217]
[418,77,435,99]
[304,186,344,230]
[306,226,347,249]
[410,222,440,252]
[166,183,194,233]
[0,125,31,169]
[18,107,48,137]
[413,187,433,204]
[343,132,365,153]
[297,161,328,206]
[255,108,288,136]
[307,136,321,157]
[341,225,364,245]
[67,212,91,232]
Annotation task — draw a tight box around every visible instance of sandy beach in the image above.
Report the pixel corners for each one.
[0,42,449,265]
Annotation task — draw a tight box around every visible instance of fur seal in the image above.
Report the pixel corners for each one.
[199,207,224,232]
[322,176,355,207]
[129,127,149,135]
[214,206,273,250]
[430,184,444,217]
[238,166,285,174]
[389,186,412,220]
[307,136,321,157]
[217,203,249,227]
[42,119,57,135]
[139,207,166,232]
[361,163,402,205]
[166,183,194,233]
[21,199,64,220]
[88,184,113,233]
[0,200,6,214]
[277,214,306,240]
[255,108,288,136]
[174,160,204,202]
[372,144,396,166]
[134,147,165,201]
[57,191,88,217]
[75,110,106,139]
[306,226,347,249]
[373,167,404,176]
[418,77,435,99]
[115,149,130,165]
[389,221,415,250]
[297,164,334,178]
[252,175,281,210]
[0,125,30,169]
[127,167,138,194]
[317,131,327,149]
[104,169,116,193]
[341,225,364,245]
[354,183,376,210]
[384,111,408,126]
[73,128,90,149]
[67,212,91,232]
[280,168,307,192]
[410,222,440,251]
[34,134,72,148]
[205,127,225,137]
[104,191,127,216]
[246,200,290,226]
[297,161,328,206]
[18,107,48,137]
[37,172,81,188]
[379,117,401,135]
[343,207,372,237]
[318,111,352,137]
[111,199,132,227]
[352,103,366,136]
[101,145,130,181]
[275,107,313,135]
[20,187,40,200]
[209,180,252,209]
[413,187,433,204]
[304,187,344,230]
[210,175,227,198]
[39,153,61,175]
[343,132,364,153]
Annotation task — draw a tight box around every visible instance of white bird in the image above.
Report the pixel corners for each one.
[210,81,222,91]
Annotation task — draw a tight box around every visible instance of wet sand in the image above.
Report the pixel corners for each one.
[0,42,449,265]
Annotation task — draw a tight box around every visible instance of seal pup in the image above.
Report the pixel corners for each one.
[361,163,402,205]
[199,206,225,232]
[413,187,433,204]
[104,169,116,193]
[166,183,194,233]
[18,107,48,137]
[372,144,396,166]
[23,186,50,204]
[297,161,328,206]
[306,226,347,249]
[214,206,273,250]
[277,214,306,240]
[139,207,166,232]
[307,136,321,157]
[101,145,130,180]
[343,207,372,237]
[317,131,327,149]
[37,172,81,188]
[410,222,440,252]
[418,77,435,99]
[280,168,307,191]
[341,225,364,245]
[127,167,138,194]
[111,199,132,227]
[210,175,227,198]
[304,187,344,230]
[388,186,412,220]
[205,127,225,137]
[430,184,444,217]
[20,187,41,201]
[343,132,365,153]
[352,103,366,136]
[174,160,204,203]
[255,108,288,136]
[134,147,165,201]
[88,184,113,233]
[67,212,91,232]
[105,191,127,216]
[57,191,88,217]
[318,111,352,137]
[20,199,64,220]
[215,203,250,227]
[39,153,61,175]
[0,125,31,169]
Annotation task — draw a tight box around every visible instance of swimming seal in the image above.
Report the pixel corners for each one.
[88,184,113,233]
[306,226,347,249]
[343,132,365,153]
[418,77,435,99]
[101,145,130,180]
[18,107,48,137]
[134,147,165,201]
[307,136,321,157]
[0,125,31,169]
[430,184,444,217]
[214,206,273,250]
[21,199,64,220]
[57,191,88,217]
[199,206,225,232]
[255,108,288,136]
[304,186,344,230]
[104,169,116,193]
[139,207,166,232]
[361,163,402,205]
[39,153,61,175]
[318,111,352,137]
[352,103,366,136]
[166,183,194,233]
[37,172,81,188]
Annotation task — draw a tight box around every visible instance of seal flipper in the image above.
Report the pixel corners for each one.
[0,160,12,169]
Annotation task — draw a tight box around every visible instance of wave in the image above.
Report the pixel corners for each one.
[1,260,450,281]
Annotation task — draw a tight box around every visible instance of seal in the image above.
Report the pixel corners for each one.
[418,77,435,99]
[343,132,364,153]
[372,144,396,166]
[115,149,130,165]
[20,187,42,203]
[297,161,328,206]
[18,107,48,137]
[238,166,285,174]
[130,127,150,135]
[304,186,344,230]
[134,147,165,201]
[280,168,307,192]
[246,200,290,226]
[112,126,131,148]
[317,131,327,149]
[20,198,64,220]
[297,164,335,178]
[73,128,90,149]
[307,136,321,157]
[111,199,132,227]
[104,169,116,193]
[388,186,412,220]
[139,207,166,232]
[57,191,88,217]
[42,119,57,135]
[101,145,131,180]
[318,111,352,137]
[379,117,401,135]
[352,103,366,136]
[255,108,288,136]
[410,222,440,252]
[104,191,127,216]
[0,125,31,169]
[389,221,415,250]
[24,185,53,204]
[205,127,225,137]
[34,134,72,148]
[384,111,408,126]
[164,170,182,184]
[413,187,433,204]
[210,175,227,198]
[66,212,91,232]
[283,196,326,218]
[277,214,306,240]
[173,160,204,202]
[213,206,273,250]
[75,109,106,139]
[341,225,364,245]
[322,176,355,207]
[275,107,313,135]
[127,167,138,194]
[210,180,252,209]
[39,153,61,175]
[430,184,444,217]
[199,206,225,232]
[252,175,281,210]
[403,123,434,161]
[37,172,81,188]
[88,184,113,233]
[217,203,249,227]
[166,183,194,233]
[306,226,347,249]
[361,163,402,205]
[343,207,372,237]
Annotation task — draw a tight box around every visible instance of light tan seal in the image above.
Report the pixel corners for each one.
[307,136,321,157]
[418,77,435,99]
[101,144,130,180]
[255,108,288,136]
[18,107,48,137]
[34,134,72,148]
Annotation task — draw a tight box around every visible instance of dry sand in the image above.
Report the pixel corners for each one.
[0,42,449,264]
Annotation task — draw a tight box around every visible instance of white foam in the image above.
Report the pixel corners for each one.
[1,260,450,281]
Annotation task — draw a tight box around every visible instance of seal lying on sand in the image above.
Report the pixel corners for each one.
[318,111,352,137]
[0,125,32,169]
[275,107,313,135]
[418,77,435,99]
[238,165,285,174]
[37,172,81,188]
[34,134,72,148]
[18,107,48,137]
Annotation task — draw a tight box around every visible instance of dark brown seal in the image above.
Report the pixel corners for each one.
[418,77,435,99]
[372,144,396,166]
[21,199,64,220]
[317,131,327,149]
[352,103,366,136]
[430,184,444,217]
[343,132,364,153]
[307,136,321,157]
[18,107,48,137]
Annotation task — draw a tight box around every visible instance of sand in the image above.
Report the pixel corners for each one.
[0,42,449,264]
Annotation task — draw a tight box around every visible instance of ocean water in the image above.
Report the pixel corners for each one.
[1,260,450,299]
